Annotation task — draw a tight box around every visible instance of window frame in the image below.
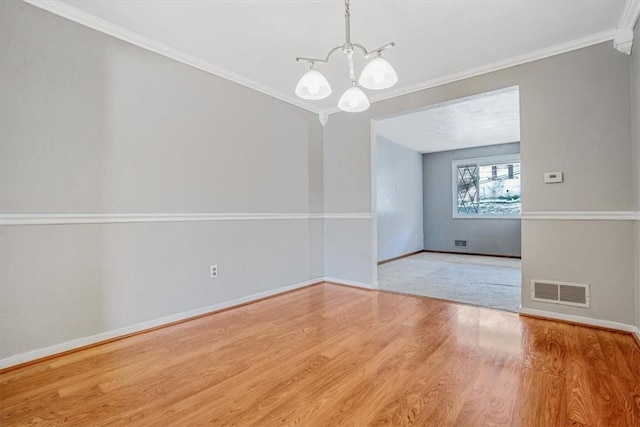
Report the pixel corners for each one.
[451,154,521,219]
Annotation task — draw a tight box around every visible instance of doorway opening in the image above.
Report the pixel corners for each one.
[371,86,522,312]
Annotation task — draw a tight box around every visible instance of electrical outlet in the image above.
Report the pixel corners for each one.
[210,265,218,278]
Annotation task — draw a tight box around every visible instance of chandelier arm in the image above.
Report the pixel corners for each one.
[363,42,396,59]
[351,44,368,55]
[296,45,344,65]
[296,57,325,64]
[325,45,345,62]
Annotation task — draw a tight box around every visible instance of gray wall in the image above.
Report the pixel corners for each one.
[323,113,373,284]
[0,1,324,360]
[375,137,423,262]
[423,142,521,257]
[632,22,640,331]
[324,41,636,325]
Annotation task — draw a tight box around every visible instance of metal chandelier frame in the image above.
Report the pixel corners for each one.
[295,0,397,118]
[296,0,395,83]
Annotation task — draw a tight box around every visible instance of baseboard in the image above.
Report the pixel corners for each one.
[323,277,375,290]
[377,250,423,265]
[633,327,640,347]
[0,278,324,371]
[518,307,637,334]
[422,250,521,259]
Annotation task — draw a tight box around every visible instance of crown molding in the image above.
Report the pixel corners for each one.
[22,0,322,115]
[614,0,640,54]
[618,0,640,30]
[21,1,624,117]
[326,29,616,115]
[614,29,634,54]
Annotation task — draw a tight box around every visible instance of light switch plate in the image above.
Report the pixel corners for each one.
[544,171,563,183]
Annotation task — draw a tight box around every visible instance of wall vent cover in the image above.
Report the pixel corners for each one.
[531,280,590,308]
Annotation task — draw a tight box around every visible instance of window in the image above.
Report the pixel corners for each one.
[452,154,521,218]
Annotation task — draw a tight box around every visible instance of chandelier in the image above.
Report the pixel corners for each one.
[295,0,397,113]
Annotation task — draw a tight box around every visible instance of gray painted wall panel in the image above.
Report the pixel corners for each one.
[0,220,323,358]
[324,219,373,285]
[0,1,324,359]
[518,47,632,213]
[376,137,423,262]
[423,142,521,257]
[0,1,322,215]
[323,115,372,214]
[521,220,635,324]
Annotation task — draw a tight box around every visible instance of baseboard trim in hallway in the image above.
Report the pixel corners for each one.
[323,277,375,290]
[377,250,424,265]
[422,249,521,259]
[378,250,521,266]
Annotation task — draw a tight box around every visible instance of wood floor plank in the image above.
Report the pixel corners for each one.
[512,368,567,427]
[1,283,638,426]
[564,324,636,427]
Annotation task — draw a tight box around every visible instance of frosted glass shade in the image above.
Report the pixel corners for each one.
[338,86,370,112]
[295,69,332,100]
[358,57,398,90]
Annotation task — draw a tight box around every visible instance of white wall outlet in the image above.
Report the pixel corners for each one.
[544,171,563,183]
[210,265,218,278]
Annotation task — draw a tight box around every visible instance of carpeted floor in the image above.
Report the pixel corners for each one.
[377,252,522,312]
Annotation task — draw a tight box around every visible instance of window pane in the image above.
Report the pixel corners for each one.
[477,163,521,215]
[457,164,479,214]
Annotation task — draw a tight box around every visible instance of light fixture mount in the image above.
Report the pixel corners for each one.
[295,0,397,117]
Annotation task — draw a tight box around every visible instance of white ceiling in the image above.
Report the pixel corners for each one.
[37,1,631,113]
[376,86,520,153]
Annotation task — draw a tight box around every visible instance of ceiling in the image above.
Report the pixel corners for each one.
[35,1,631,114]
[376,87,520,153]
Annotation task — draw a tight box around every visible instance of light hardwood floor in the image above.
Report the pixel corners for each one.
[1,283,638,426]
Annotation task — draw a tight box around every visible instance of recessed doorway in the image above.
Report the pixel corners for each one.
[371,86,522,312]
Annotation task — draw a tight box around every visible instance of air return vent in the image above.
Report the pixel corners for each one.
[531,280,590,308]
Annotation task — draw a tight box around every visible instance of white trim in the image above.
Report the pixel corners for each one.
[521,211,640,221]
[0,278,324,369]
[614,29,634,55]
[519,307,637,334]
[370,119,379,287]
[22,0,321,114]
[0,213,372,226]
[323,277,375,290]
[326,30,616,116]
[322,213,372,220]
[618,0,640,30]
